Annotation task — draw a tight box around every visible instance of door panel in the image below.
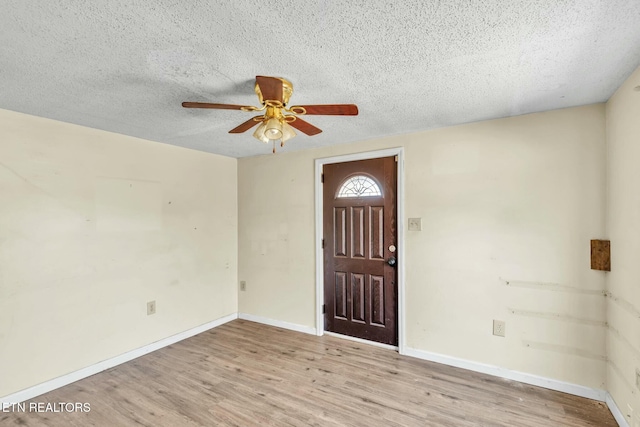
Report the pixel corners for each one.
[335,272,347,319]
[334,208,347,257]
[351,207,365,258]
[370,206,384,259]
[323,156,397,345]
[371,275,385,325]
[352,273,365,322]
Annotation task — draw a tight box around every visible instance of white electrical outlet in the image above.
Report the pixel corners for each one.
[493,320,506,337]
[240,281,246,291]
[147,300,156,315]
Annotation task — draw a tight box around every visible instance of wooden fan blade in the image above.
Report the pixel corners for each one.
[288,117,322,136]
[229,116,263,134]
[256,76,283,103]
[291,104,359,115]
[182,102,251,110]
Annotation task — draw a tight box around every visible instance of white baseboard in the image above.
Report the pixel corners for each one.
[0,312,238,404]
[404,346,608,402]
[238,313,316,335]
[606,392,629,427]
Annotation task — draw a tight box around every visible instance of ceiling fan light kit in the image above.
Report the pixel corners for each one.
[182,76,358,154]
[281,121,296,143]
[264,117,283,139]
[252,121,270,144]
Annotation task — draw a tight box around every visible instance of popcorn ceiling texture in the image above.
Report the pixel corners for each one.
[1,0,639,157]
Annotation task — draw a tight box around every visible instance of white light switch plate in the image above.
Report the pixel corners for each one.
[408,218,422,231]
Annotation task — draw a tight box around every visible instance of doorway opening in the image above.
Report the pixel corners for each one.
[314,148,405,353]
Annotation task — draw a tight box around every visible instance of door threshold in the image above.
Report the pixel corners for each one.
[323,331,399,351]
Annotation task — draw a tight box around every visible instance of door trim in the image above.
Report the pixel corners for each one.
[314,147,406,354]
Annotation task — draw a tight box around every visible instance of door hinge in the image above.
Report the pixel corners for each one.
[321,238,325,249]
[394,155,398,162]
[322,304,326,314]
[321,173,324,183]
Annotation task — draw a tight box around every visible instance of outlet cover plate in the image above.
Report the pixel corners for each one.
[493,320,505,337]
[408,218,422,231]
[240,281,246,291]
[147,300,156,315]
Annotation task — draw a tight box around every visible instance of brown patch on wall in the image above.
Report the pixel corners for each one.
[590,240,610,271]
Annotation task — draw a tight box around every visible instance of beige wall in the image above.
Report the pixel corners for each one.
[606,65,640,422]
[0,109,238,397]
[0,98,620,401]
[239,104,607,389]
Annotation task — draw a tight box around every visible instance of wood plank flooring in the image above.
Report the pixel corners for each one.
[1,320,617,426]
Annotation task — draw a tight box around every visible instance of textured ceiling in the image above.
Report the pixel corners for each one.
[1,1,640,158]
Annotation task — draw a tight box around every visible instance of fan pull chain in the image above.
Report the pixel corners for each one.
[272,140,276,154]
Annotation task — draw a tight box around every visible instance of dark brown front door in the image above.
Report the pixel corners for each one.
[323,156,397,345]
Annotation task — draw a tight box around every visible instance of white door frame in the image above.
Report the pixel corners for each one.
[314,147,406,354]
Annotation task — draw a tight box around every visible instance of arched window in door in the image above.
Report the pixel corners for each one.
[336,175,382,198]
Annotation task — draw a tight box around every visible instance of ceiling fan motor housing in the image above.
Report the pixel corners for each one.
[255,77,293,106]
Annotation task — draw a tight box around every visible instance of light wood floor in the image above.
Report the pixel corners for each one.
[2,320,616,426]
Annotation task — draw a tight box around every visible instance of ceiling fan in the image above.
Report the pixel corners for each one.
[182,76,358,153]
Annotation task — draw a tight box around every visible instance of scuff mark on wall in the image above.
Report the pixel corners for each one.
[607,358,636,393]
[607,322,640,360]
[502,278,603,295]
[522,340,606,361]
[509,308,606,327]
[606,291,640,319]
[0,161,55,197]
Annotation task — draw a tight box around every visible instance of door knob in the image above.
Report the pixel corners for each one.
[386,256,397,267]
